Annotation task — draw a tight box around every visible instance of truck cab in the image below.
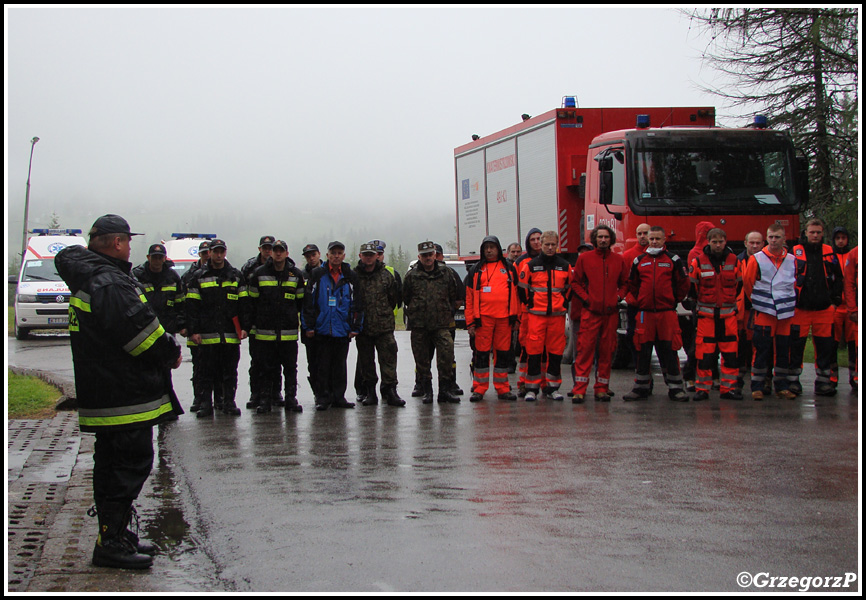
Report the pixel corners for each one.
[10,229,87,339]
[588,122,807,258]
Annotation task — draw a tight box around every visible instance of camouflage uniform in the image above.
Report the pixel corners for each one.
[403,247,459,401]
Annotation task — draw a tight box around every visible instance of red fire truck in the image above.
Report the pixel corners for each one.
[454,99,808,360]
[455,100,806,258]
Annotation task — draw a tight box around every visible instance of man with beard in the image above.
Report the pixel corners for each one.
[570,226,628,403]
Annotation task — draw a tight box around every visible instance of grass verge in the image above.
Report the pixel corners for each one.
[8,370,60,419]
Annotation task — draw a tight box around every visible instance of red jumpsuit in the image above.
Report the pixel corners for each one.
[466,256,519,396]
[688,247,741,394]
[518,253,572,395]
[570,247,628,397]
[626,247,689,396]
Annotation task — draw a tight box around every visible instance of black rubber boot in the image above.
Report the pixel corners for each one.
[91,503,153,569]
[362,385,379,406]
[222,388,242,416]
[383,386,406,407]
[422,380,434,404]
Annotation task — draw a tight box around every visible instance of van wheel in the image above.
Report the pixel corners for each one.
[15,322,31,340]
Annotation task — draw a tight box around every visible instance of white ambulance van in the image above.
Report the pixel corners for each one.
[160,233,217,279]
[10,229,87,339]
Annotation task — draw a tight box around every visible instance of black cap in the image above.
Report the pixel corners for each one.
[148,243,167,256]
[302,244,319,255]
[209,239,227,250]
[259,235,275,247]
[272,239,288,251]
[327,241,345,251]
[198,241,210,251]
[433,243,444,254]
[88,214,142,238]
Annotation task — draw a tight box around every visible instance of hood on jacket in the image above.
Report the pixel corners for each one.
[692,221,715,252]
[524,228,542,257]
[831,226,851,254]
[56,245,131,292]
[480,235,505,263]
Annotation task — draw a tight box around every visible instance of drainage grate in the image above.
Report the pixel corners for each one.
[7,528,47,592]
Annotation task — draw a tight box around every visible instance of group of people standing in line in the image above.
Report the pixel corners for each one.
[55,212,858,571]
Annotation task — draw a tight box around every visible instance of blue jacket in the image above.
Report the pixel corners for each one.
[302,263,363,337]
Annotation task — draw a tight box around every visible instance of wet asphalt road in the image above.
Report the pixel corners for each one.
[8,331,861,592]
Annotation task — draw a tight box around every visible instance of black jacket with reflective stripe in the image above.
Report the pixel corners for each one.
[56,245,181,432]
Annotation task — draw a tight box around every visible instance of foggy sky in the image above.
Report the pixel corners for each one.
[6,6,724,265]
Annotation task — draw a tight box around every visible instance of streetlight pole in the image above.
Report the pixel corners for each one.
[21,136,40,261]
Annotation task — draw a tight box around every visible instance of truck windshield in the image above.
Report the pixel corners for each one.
[22,259,64,282]
[629,130,798,214]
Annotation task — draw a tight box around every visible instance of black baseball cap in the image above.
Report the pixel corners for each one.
[259,235,275,247]
[198,241,210,252]
[148,243,167,256]
[209,239,227,250]
[302,244,319,255]
[327,241,345,251]
[88,214,142,238]
[272,240,288,251]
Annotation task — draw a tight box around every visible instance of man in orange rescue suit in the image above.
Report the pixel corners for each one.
[570,225,628,403]
[742,223,797,400]
[518,230,571,402]
[466,236,519,402]
[789,218,844,397]
[623,226,690,402]
[687,228,743,401]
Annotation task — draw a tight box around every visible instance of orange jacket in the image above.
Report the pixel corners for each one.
[465,260,519,324]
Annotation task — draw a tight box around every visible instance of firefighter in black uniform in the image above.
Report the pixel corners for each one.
[56,214,183,569]
[244,239,306,413]
[186,238,247,417]
[132,243,185,336]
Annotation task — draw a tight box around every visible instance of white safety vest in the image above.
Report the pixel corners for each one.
[751,250,797,320]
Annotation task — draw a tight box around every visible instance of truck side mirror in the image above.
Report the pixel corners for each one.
[601,171,613,205]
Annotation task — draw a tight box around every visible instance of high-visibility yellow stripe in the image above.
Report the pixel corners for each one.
[70,296,91,313]
[125,318,166,356]
[79,398,174,428]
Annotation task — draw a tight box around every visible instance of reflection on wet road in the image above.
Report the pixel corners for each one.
[161,331,859,592]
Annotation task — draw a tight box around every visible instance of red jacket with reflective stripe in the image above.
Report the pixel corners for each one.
[689,246,740,317]
[627,247,689,311]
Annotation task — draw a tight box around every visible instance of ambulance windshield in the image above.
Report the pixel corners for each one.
[22,259,64,282]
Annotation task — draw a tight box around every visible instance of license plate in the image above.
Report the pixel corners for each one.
[48,318,68,325]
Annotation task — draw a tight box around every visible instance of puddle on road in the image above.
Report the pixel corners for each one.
[133,425,232,592]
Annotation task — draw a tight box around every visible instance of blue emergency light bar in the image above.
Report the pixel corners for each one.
[636,114,651,129]
[171,233,217,239]
[753,115,768,129]
[562,96,577,108]
[31,228,83,236]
